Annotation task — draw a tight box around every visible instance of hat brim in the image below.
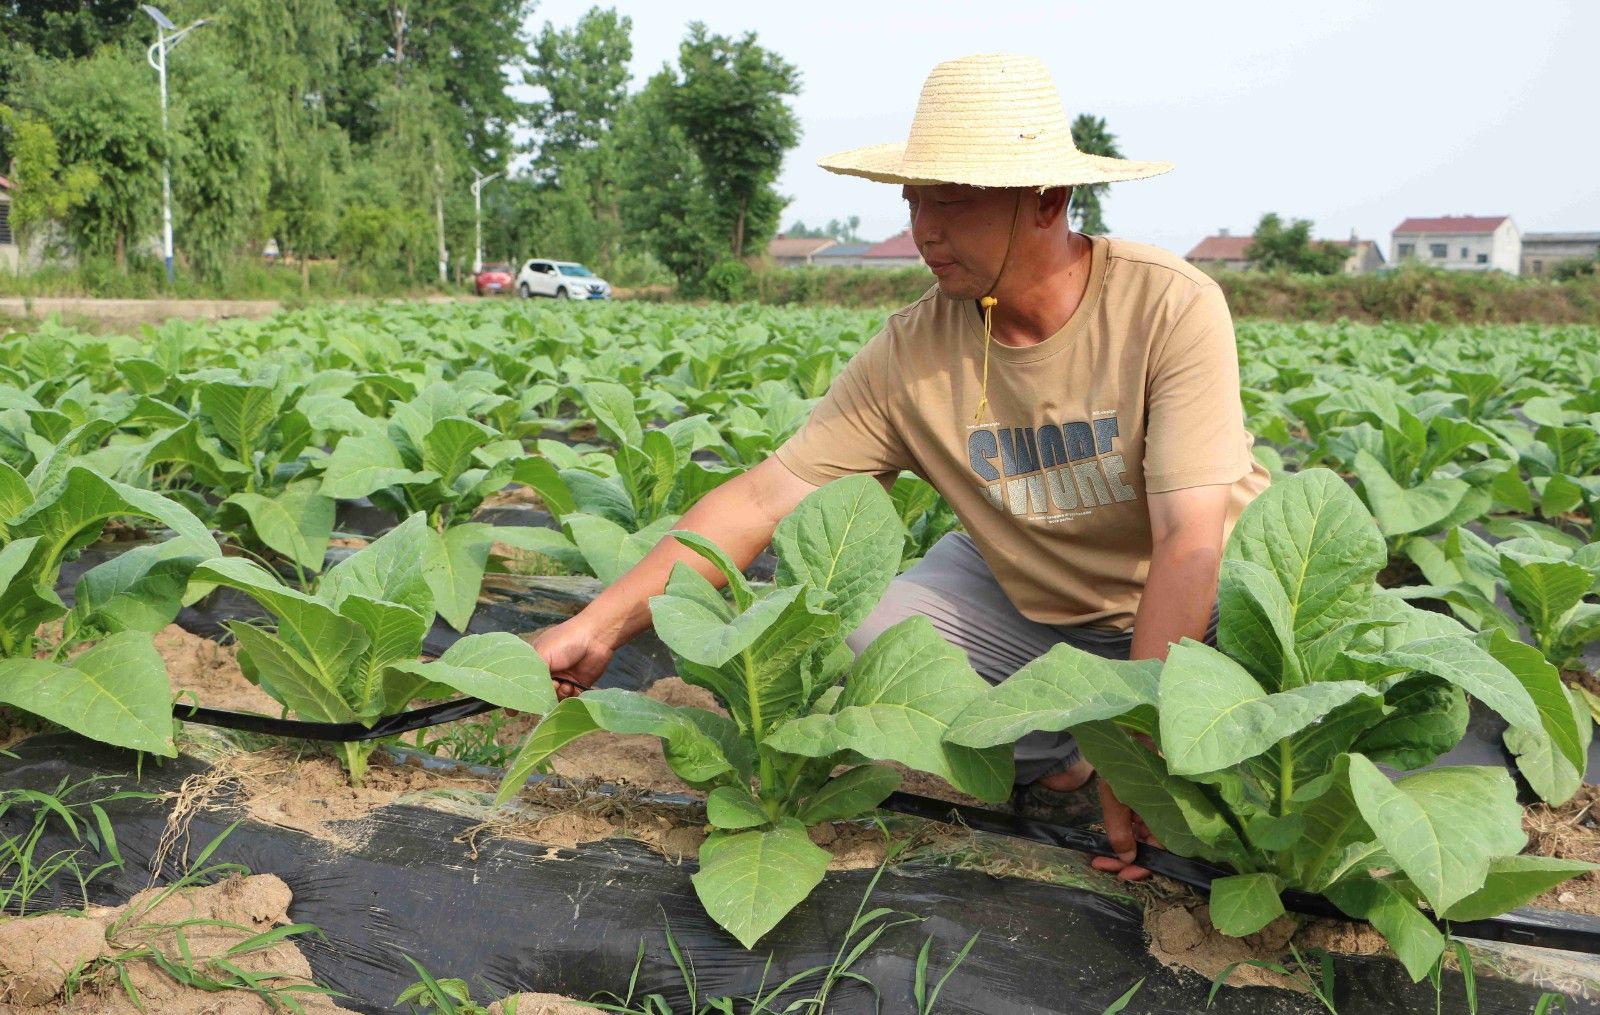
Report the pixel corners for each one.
[817,141,1174,188]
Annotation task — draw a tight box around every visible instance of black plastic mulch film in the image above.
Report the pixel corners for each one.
[4,736,1595,1015]
[13,535,1600,1012]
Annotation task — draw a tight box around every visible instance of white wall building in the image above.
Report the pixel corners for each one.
[0,177,16,272]
[1391,215,1521,274]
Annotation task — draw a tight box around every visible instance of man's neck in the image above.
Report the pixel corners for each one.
[985,232,1094,348]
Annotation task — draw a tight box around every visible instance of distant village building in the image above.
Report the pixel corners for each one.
[0,177,15,272]
[1391,215,1520,274]
[767,235,836,268]
[1185,231,1252,272]
[1185,229,1385,275]
[861,229,922,269]
[810,242,871,268]
[1520,232,1600,276]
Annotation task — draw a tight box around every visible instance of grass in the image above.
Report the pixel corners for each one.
[1,779,335,1012]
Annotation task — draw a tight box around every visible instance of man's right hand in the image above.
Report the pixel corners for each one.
[528,618,615,700]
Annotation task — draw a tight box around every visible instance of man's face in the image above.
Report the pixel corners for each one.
[903,184,1022,300]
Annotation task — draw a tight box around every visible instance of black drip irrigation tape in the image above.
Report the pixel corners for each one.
[160,697,1600,958]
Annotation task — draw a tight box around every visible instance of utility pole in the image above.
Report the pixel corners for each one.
[141,5,207,284]
[470,169,502,274]
[434,159,448,284]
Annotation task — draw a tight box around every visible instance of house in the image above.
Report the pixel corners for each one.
[1520,232,1600,276]
[767,235,836,268]
[861,229,922,269]
[1185,231,1253,272]
[811,242,871,268]
[1185,229,1385,274]
[0,177,15,272]
[1391,215,1521,274]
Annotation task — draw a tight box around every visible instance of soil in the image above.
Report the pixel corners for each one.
[1560,667,1600,700]
[480,483,546,510]
[157,625,281,716]
[326,536,369,549]
[1376,556,1425,589]
[1142,896,1305,993]
[1524,783,1600,915]
[0,874,351,1013]
[489,993,595,1014]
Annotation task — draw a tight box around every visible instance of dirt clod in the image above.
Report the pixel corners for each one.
[489,993,595,1014]
[1143,897,1306,993]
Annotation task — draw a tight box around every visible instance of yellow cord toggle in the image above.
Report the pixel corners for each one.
[974,295,998,424]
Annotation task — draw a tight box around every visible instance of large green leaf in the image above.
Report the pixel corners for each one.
[320,513,435,618]
[69,544,197,635]
[1440,855,1600,922]
[772,474,902,633]
[0,460,35,522]
[1158,640,1378,777]
[1326,875,1445,982]
[797,764,901,825]
[706,787,770,830]
[1286,755,1375,889]
[13,466,217,573]
[321,432,439,500]
[944,644,1159,749]
[508,458,575,519]
[420,522,495,631]
[1072,720,1250,869]
[0,632,176,756]
[651,583,807,671]
[1224,468,1385,645]
[1485,630,1589,804]
[224,490,335,573]
[668,530,753,609]
[1208,872,1284,938]
[567,512,677,586]
[422,416,495,485]
[1346,755,1524,914]
[199,377,282,461]
[763,617,1013,802]
[692,819,830,949]
[1215,559,1303,690]
[1350,635,1539,732]
[386,632,556,716]
[227,622,355,723]
[192,557,369,686]
[1349,676,1467,771]
[1352,450,1477,538]
[1500,552,1592,646]
[584,382,644,449]
[335,594,431,716]
[496,689,748,805]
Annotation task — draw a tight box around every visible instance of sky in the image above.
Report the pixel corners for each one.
[518,0,1600,257]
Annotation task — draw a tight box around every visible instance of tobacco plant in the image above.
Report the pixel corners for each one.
[190,514,557,784]
[0,460,220,757]
[947,469,1594,981]
[496,476,1012,948]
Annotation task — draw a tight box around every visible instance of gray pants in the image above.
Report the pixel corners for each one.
[846,532,1211,785]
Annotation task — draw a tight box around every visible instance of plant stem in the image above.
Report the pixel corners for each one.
[1279,738,1294,811]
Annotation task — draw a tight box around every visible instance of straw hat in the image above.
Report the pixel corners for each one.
[817,53,1173,189]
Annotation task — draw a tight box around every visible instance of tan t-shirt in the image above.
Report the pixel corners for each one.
[775,236,1270,631]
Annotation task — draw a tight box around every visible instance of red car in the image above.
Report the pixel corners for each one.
[475,263,513,296]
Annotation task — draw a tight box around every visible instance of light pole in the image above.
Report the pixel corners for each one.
[470,169,502,275]
[141,5,207,283]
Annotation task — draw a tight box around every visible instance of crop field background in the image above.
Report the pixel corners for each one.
[2,299,1599,1013]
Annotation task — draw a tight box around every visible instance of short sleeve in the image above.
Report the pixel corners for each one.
[1143,285,1254,493]
[774,329,911,486]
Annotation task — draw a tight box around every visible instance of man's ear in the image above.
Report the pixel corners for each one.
[1035,186,1072,228]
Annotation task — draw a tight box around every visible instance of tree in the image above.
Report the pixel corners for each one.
[527,7,633,172]
[19,50,165,270]
[0,105,98,257]
[170,51,267,280]
[669,24,800,259]
[1068,114,1119,235]
[615,71,723,284]
[1250,212,1349,275]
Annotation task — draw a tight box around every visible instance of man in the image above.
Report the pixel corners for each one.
[528,53,1268,880]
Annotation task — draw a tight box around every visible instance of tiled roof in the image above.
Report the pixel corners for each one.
[768,236,835,258]
[0,176,12,191]
[813,242,871,258]
[1522,232,1600,243]
[864,229,919,259]
[1186,235,1254,261]
[1393,216,1508,235]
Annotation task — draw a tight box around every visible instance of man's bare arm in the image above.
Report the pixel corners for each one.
[1095,484,1231,879]
[533,457,820,696]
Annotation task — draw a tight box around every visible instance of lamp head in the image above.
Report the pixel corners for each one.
[140,5,177,30]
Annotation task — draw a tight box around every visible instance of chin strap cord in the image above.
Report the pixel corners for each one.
[973,191,1026,426]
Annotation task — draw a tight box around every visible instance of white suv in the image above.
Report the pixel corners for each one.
[515,259,612,300]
